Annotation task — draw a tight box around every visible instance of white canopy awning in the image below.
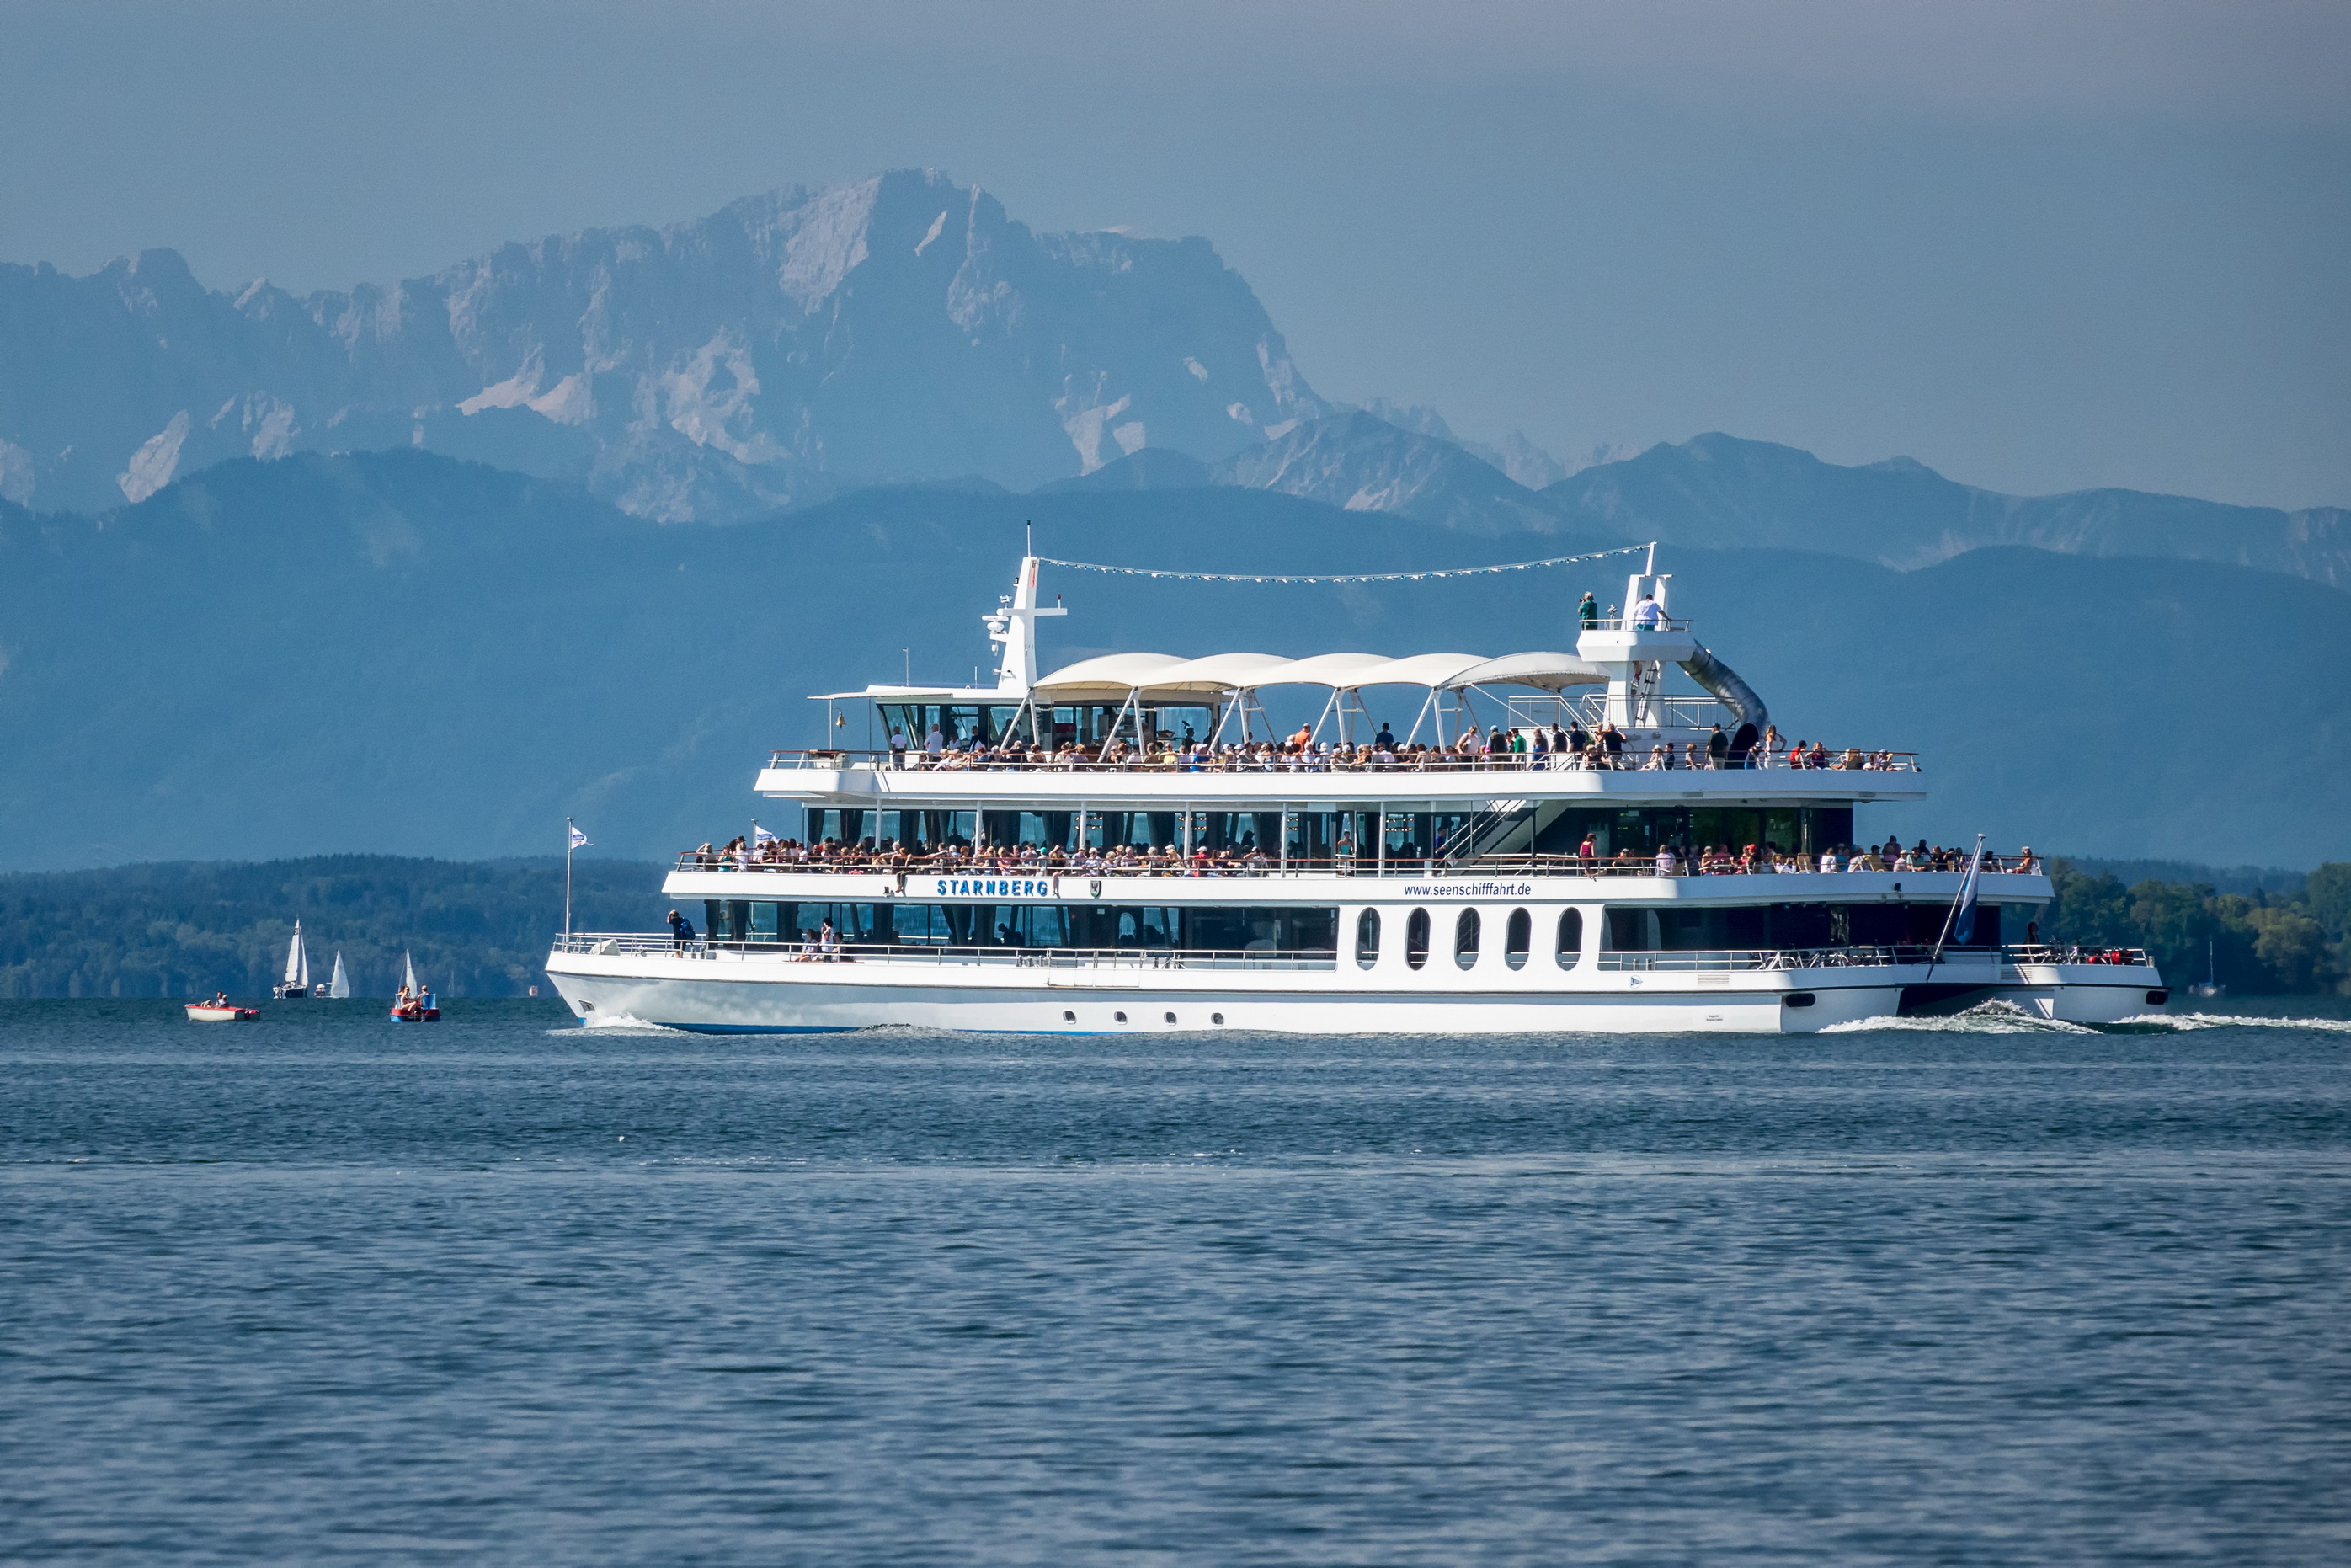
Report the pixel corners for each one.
[1026,648,1590,700]
[1359,653,1488,689]
[1444,651,1610,691]
[1144,652,1300,694]
[1030,652,1193,701]
[1268,652,1400,690]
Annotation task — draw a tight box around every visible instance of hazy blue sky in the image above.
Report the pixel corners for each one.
[3,0,2344,509]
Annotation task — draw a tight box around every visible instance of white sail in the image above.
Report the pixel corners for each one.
[402,951,417,992]
[285,921,309,989]
[328,952,349,999]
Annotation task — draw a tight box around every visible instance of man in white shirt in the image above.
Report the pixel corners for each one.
[1632,594,1662,630]
[924,724,944,765]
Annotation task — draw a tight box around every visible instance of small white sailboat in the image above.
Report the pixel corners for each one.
[328,951,351,1000]
[2187,936,2225,1000]
[273,920,318,999]
[390,950,440,1022]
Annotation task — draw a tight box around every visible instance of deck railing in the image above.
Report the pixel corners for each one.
[552,933,1336,971]
[766,747,1922,776]
[2005,945,2153,967]
[554,935,2149,971]
[1597,944,2151,972]
[670,851,2044,878]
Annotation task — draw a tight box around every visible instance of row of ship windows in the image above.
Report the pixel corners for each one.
[1358,907,1584,971]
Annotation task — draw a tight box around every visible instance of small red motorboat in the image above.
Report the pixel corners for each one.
[186,995,259,1022]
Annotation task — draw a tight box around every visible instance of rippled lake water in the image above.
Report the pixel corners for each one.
[4,999,2349,1565]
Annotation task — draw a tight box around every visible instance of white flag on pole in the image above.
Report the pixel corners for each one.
[568,820,590,850]
[751,821,776,847]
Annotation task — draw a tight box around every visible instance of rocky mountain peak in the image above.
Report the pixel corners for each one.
[0,170,1328,520]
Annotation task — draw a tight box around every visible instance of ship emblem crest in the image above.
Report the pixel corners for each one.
[1088,878,1103,899]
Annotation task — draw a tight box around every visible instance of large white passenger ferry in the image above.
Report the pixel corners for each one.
[546,550,2165,1033]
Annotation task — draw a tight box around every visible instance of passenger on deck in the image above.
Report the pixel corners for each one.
[1578,590,1600,629]
[1632,593,1662,630]
[1708,724,1728,769]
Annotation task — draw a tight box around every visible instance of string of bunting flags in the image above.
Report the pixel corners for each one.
[1030,541,1652,585]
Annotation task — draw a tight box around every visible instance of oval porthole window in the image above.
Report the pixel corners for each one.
[1212,1013,1226,1026]
[1356,907,1381,970]
[1063,1011,1076,1022]
[1405,909,1431,970]
[1454,908,1481,970]
[1556,909,1585,969]
[1165,1012,1177,1024]
[1505,909,1532,970]
[1114,1011,1128,1023]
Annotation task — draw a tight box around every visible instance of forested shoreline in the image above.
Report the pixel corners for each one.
[2044,860,2348,995]
[0,856,664,999]
[0,854,2343,1000]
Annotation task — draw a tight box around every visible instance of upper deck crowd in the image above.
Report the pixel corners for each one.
[680,835,2037,880]
[816,722,1916,775]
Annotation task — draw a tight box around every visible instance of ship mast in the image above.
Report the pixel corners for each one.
[983,529,1066,691]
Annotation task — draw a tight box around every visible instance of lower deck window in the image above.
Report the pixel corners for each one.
[1556,909,1584,968]
[1601,902,2002,952]
[712,901,1337,953]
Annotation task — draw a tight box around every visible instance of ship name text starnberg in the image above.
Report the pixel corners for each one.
[546,550,2165,1032]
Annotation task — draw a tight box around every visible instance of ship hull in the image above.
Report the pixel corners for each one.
[545,950,1905,1035]
[1996,964,2171,1024]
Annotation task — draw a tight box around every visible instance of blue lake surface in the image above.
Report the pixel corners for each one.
[3,999,2348,1565]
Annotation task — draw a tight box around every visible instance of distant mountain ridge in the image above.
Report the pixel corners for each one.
[3,169,2341,584]
[0,169,1329,520]
[1538,433,2351,587]
[1067,418,2348,587]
